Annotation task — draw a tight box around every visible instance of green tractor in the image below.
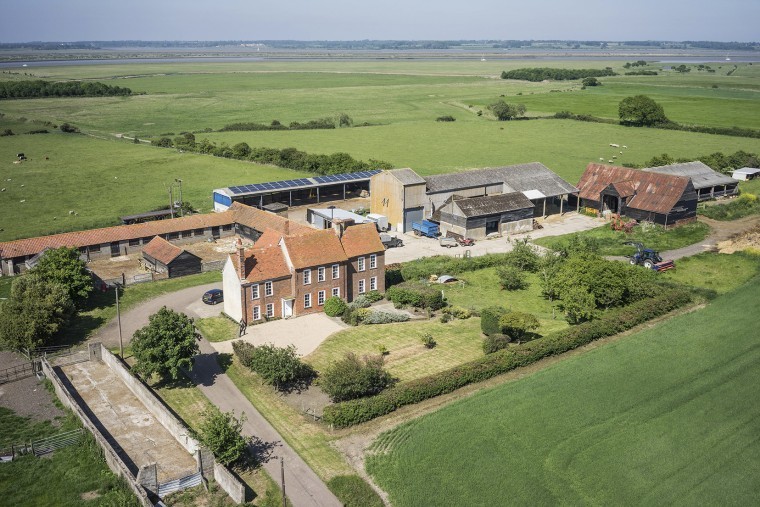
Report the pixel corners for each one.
[624,242,675,272]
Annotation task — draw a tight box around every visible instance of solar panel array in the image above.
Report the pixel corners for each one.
[227,170,382,196]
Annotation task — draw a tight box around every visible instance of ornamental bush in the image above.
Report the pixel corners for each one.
[364,290,384,303]
[319,353,394,402]
[232,341,314,390]
[324,297,348,317]
[362,311,410,325]
[480,306,508,336]
[496,265,528,290]
[483,334,511,354]
[385,281,444,310]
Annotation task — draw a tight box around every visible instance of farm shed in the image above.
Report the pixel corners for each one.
[432,193,534,239]
[213,170,380,212]
[306,208,375,230]
[423,162,579,219]
[576,163,697,227]
[643,161,739,200]
[141,236,201,278]
[731,168,760,181]
[370,168,427,233]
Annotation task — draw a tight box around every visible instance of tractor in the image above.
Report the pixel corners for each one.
[624,242,675,272]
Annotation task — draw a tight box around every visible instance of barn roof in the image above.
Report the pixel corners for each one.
[424,162,578,197]
[230,202,312,235]
[642,161,737,189]
[448,192,534,218]
[577,163,692,214]
[385,168,426,186]
[142,236,184,265]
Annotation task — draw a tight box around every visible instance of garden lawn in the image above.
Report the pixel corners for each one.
[661,251,760,295]
[195,316,238,343]
[533,220,710,256]
[366,275,760,506]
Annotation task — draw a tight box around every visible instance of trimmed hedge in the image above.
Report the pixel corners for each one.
[386,281,444,310]
[324,297,347,317]
[480,306,508,336]
[323,288,691,428]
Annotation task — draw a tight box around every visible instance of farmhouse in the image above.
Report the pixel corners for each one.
[222,222,384,324]
[432,193,534,239]
[576,163,698,226]
[370,163,578,233]
[642,161,739,200]
[141,236,202,278]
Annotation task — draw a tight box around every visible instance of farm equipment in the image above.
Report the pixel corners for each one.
[412,220,440,238]
[380,233,403,249]
[611,214,638,233]
[439,236,458,248]
[457,237,475,247]
[624,242,675,272]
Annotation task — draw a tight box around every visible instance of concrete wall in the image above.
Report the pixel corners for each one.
[214,462,246,504]
[501,218,533,235]
[41,358,154,507]
[99,345,199,454]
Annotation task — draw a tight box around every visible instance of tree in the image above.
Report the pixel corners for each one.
[336,113,353,128]
[496,265,527,291]
[319,353,394,402]
[197,407,250,466]
[498,312,540,341]
[0,277,74,351]
[582,77,601,87]
[561,286,596,324]
[232,341,313,390]
[488,100,526,121]
[618,95,668,126]
[232,142,251,158]
[131,307,199,381]
[30,247,92,305]
[504,238,540,272]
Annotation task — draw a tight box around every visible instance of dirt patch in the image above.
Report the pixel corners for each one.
[716,224,760,254]
[183,235,252,260]
[0,351,64,425]
[80,491,101,501]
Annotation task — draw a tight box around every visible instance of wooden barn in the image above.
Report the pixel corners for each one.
[643,161,739,201]
[576,163,698,227]
[432,193,534,239]
[141,236,202,278]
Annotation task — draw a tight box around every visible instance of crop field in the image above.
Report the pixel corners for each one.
[365,275,760,506]
[1,59,760,241]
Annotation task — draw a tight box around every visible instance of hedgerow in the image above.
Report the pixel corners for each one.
[322,288,691,428]
[385,281,444,310]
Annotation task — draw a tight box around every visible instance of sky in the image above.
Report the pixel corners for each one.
[1,0,758,43]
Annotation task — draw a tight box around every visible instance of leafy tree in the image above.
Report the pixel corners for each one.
[674,64,691,73]
[645,153,676,167]
[59,123,80,133]
[537,253,563,303]
[504,238,540,272]
[561,286,596,324]
[337,113,353,127]
[582,77,601,87]
[488,100,526,121]
[496,265,527,291]
[232,342,313,389]
[232,142,251,158]
[497,311,540,341]
[30,246,92,305]
[0,277,74,351]
[618,95,668,126]
[197,407,250,466]
[131,307,199,381]
[319,353,394,402]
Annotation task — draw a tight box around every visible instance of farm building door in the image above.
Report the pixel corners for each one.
[602,194,619,213]
[486,219,499,235]
[110,242,120,257]
[403,207,424,233]
[211,226,220,239]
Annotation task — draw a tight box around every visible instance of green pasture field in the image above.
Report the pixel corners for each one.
[661,251,760,294]
[366,275,760,506]
[1,60,760,241]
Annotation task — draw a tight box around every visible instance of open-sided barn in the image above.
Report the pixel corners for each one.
[576,163,698,226]
[643,161,738,200]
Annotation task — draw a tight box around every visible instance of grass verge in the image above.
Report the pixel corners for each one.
[196,316,239,343]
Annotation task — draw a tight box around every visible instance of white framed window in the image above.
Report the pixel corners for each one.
[370,276,377,291]
[265,281,273,297]
[304,293,312,308]
[303,268,311,285]
[358,279,366,294]
[251,284,260,299]
[253,306,261,320]
[318,266,325,282]
[332,287,340,298]
[358,257,366,272]
[266,303,274,318]
[318,290,326,306]
[370,254,377,269]
[332,264,340,279]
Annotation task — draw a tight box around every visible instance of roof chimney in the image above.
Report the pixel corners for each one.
[236,239,246,279]
[332,218,354,238]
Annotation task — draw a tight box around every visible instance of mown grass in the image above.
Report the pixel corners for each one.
[661,251,760,294]
[0,275,12,299]
[195,315,238,343]
[699,194,760,220]
[533,220,711,256]
[366,275,760,506]
[327,475,384,507]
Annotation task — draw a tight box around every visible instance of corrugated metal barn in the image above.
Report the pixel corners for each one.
[643,161,739,200]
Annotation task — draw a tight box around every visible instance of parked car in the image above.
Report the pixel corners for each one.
[380,233,404,249]
[439,237,458,248]
[202,289,224,305]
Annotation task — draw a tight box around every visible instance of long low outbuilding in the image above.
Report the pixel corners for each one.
[642,161,738,200]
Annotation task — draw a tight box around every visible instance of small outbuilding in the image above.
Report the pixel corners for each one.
[731,167,760,181]
[141,236,202,278]
[643,161,739,200]
[433,193,534,239]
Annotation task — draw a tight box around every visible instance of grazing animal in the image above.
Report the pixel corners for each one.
[610,143,620,147]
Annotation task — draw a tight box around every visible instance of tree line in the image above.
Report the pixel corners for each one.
[0,80,132,99]
[153,132,392,175]
[500,67,617,82]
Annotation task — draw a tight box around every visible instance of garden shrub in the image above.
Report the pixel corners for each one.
[232,341,314,389]
[496,265,528,290]
[324,296,347,317]
[504,239,540,272]
[364,290,384,303]
[351,295,373,308]
[498,311,540,341]
[480,306,508,336]
[322,288,691,428]
[483,334,511,354]
[319,352,394,402]
[443,306,472,319]
[421,333,436,349]
[362,311,410,325]
[385,281,444,310]
[342,307,371,326]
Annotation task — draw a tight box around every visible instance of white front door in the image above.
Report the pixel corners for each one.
[282,298,294,318]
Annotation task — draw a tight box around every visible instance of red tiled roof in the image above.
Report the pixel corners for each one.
[242,246,291,284]
[577,163,691,214]
[0,211,234,259]
[340,223,384,258]
[282,229,348,269]
[230,202,312,236]
[142,236,183,265]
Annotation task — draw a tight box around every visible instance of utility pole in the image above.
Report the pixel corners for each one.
[175,179,184,216]
[281,457,286,507]
[115,283,123,358]
[168,185,175,219]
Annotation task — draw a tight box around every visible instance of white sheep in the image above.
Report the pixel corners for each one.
[69,210,75,215]
[610,143,620,148]
[623,145,628,149]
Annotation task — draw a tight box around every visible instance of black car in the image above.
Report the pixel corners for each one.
[202,289,224,305]
[380,233,403,249]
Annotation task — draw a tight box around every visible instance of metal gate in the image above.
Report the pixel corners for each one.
[0,361,37,385]
[403,206,424,233]
[157,471,203,498]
